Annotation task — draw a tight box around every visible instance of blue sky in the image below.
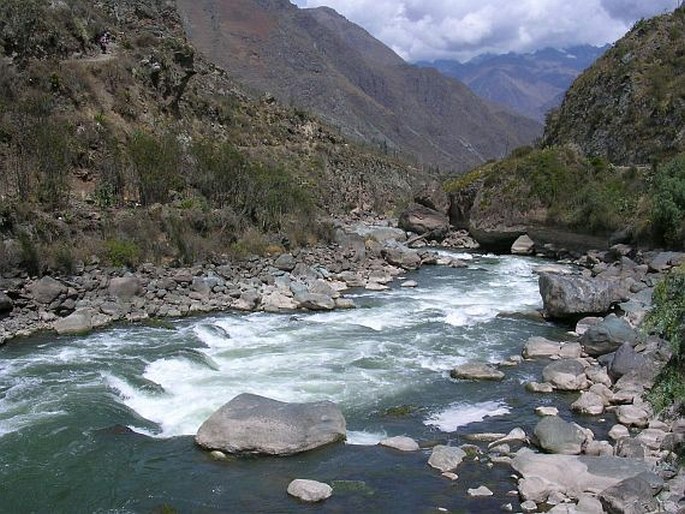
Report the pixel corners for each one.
[293,0,679,62]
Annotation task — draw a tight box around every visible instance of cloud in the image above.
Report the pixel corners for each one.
[293,0,677,62]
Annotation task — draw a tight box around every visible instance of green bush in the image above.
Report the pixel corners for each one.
[105,239,140,268]
[651,153,685,248]
[646,265,685,411]
[190,139,313,231]
[127,130,182,205]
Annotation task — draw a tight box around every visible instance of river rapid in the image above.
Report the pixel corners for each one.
[0,252,588,513]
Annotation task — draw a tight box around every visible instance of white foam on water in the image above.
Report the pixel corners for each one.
[346,430,388,446]
[424,401,510,432]
[0,254,550,439]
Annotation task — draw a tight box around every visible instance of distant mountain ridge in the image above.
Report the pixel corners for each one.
[176,0,542,172]
[543,7,685,165]
[418,45,609,122]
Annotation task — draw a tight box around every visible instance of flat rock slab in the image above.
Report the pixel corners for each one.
[287,479,332,502]
[195,393,346,456]
[512,450,654,499]
[450,361,505,381]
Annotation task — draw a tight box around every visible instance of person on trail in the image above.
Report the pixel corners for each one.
[98,31,111,54]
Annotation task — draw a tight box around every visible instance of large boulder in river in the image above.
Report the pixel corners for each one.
[580,314,638,357]
[512,450,654,499]
[538,272,621,320]
[195,393,346,456]
[398,203,449,240]
[534,416,587,455]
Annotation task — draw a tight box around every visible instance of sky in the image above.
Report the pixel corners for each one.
[293,0,679,62]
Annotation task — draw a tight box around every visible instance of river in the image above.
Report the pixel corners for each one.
[0,252,597,513]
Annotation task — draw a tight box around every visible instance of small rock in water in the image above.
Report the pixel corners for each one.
[428,445,467,472]
[535,406,559,417]
[441,472,459,481]
[210,450,228,460]
[450,361,505,381]
[379,436,419,452]
[287,479,333,502]
[520,499,538,512]
[468,485,493,497]
[608,424,630,440]
[400,280,417,288]
[526,382,554,393]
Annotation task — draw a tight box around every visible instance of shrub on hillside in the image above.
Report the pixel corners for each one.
[651,153,685,249]
[646,264,685,411]
[127,130,182,205]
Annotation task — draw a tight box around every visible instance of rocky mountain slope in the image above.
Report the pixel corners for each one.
[175,0,542,172]
[543,8,685,165]
[0,0,426,275]
[418,45,608,122]
[445,6,685,251]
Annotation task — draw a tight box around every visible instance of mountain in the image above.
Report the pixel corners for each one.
[175,0,542,172]
[543,7,685,165]
[0,0,427,273]
[445,6,685,250]
[417,45,608,122]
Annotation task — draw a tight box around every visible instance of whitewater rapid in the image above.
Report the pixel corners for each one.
[0,253,546,443]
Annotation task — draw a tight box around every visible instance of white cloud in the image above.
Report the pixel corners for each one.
[293,0,677,62]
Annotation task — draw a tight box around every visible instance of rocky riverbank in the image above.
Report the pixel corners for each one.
[412,243,685,513]
[190,239,685,511]
[0,217,477,345]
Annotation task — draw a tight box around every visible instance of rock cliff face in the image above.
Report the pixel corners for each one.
[176,0,542,172]
[543,6,685,165]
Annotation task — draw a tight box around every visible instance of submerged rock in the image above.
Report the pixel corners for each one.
[195,393,346,456]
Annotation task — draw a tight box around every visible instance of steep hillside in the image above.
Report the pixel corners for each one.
[0,0,423,274]
[543,7,685,165]
[445,8,685,251]
[418,46,607,122]
[175,0,542,172]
